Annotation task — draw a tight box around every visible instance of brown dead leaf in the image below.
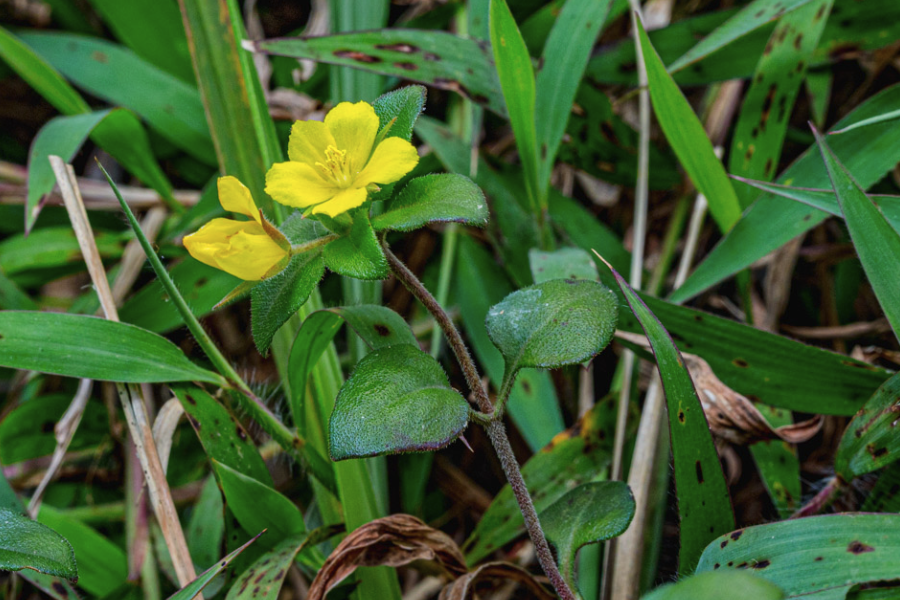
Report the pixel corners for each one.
[438,562,554,600]
[617,331,822,445]
[307,515,466,600]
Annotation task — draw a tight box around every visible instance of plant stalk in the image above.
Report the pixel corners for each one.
[382,241,575,600]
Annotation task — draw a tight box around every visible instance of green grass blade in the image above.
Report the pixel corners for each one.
[671,82,900,303]
[635,17,741,233]
[728,0,832,207]
[490,0,539,207]
[831,107,900,134]
[667,0,816,73]
[534,0,613,195]
[813,127,900,342]
[602,258,735,574]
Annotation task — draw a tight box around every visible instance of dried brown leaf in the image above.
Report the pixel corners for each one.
[438,562,554,600]
[307,515,466,600]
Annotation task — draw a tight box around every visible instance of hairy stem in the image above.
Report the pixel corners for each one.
[383,242,575,600]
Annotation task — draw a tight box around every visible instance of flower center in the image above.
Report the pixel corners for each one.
[316,145,353,188]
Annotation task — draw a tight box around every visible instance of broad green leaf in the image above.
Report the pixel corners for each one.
[0,312,223,385]
[0,25,88,114]
[120,259,240,334]
[635,18,741,233]
[541,481,634,591]
[19,31,216,165]
[667,0,816,72]
[490,0,539,205]
[0,267,37,311]
[372,84,426,144]
[187,475,226,572]
[0,508,76,581]
[605,262,734,573]
[529,247,599,284]
[455,236,564,449]
[463,397,618,565]
[831,108,900,135]
[322,211,387,281]
[835,372,900,479]
[287,305,417,427]
[672,82,900,303]
[87,0,194,82]
[38,505,123,595]
[0,227,126,277]
[167,532,262,600]
[749,408,801,518]
[486,279,617,372]
[534,0,613,193]
[329,344,471,460]
[815,128,900,342]
[250,30,504,117]
[732,178,900,235]
[212,461,306,544]
[372,174,489,232]
[170,385,273,486]
[643,572,784,600]
[728,0,833,207]
[696,514,900,597]
[0,394,108,464]
[0,471,21,513]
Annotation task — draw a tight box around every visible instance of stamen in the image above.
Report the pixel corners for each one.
[314,145,351,186]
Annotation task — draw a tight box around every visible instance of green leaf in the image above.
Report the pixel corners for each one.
[643,572,784,600]
[170,385,273,486]
[322,211,387,281]
[120,259,240,334]
[0,311,223,385]
[672,82,900,303]
[287,305,417,427]
[748,408,801,518]
[490,0,539,205]
[485,279,617,372]
[212,461,306,544]
[186,475,226,572]
[463,397,617,565]
[0,25,88,114]
[329,344,471,460]
[0,227,125,276]
[251,250,325,356]
[0,267,37,311]
[167,532,263,600]
[456,236,563,449]
[0,508,76,581]
[696,514,900,597]
[541,481,635,591]
[604,262,734,574]
[250,31,504,117]
[19,31,216,165]
[529,247,599,283]
[667,0,817,72]
[835,372,900,479]
[534,0,614,193]
[372,84,426,142]
[814,128,900,342]
[38,505,123,595]
[728,0,833,207]
[831,108,900,135]
[372,174,489,232]
[635,17,741,233]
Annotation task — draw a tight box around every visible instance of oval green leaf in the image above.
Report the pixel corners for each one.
[372,174,488,233]
[0,508,77,581]
[322,211,388,281]
[485,279,617,372]
[329,344,470,460]
[0,311,223,385]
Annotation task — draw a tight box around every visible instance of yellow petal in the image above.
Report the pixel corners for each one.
[183,218,287,281]
[287,119,336,166]
[266,161,340,209]
[311,186,368,218]
[355,137,420,188]
[324,101,379,174]
[217,176,260,223]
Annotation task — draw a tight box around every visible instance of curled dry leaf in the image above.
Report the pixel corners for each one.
[438,561,554,600]
[307,515,466,600]
[617,331,822,445]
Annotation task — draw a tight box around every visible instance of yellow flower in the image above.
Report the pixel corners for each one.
[183,177,289,281]
[265,101,419,218]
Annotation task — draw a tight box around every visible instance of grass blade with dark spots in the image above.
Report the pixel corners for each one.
[598,254,734,574]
